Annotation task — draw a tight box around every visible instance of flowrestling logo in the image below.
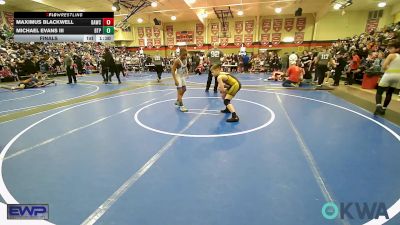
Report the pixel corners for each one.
[7,204,49,220]
[322,202,389,220]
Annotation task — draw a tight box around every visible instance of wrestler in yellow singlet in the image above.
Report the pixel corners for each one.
[211,64,241,122]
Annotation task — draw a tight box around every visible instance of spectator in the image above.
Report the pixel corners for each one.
[283,61,304,87]
[333,50,347,86]
[243,53,250,72]
[281,52,289,72]
[289,52,298,65]
[345,51,361,85]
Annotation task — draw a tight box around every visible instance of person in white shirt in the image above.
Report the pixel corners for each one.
[374,41,400,116]
[289,52,298,65]
[239,44,246,56]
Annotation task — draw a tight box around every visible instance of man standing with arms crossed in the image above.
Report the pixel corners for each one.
[206,43,224,92]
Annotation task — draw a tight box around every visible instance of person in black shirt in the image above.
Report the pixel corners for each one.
[103,48,116,83]
[23,56,36,77]
[333,51,347,86]
[74,54,83,75]
[100,59,108,83]
[300,50,312,81]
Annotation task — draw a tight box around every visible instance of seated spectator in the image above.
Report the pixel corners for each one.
[195,64,205,75]
[282,61,304,87]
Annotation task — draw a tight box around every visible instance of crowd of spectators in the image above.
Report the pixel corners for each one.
[0,21,398,87]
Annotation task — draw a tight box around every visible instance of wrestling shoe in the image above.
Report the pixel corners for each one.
[226,116,239,122]
[180,105,188,112]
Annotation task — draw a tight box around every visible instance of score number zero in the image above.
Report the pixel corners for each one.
[93,27,114,34]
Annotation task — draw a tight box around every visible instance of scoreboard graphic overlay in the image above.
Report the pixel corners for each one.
[14,12,114,42]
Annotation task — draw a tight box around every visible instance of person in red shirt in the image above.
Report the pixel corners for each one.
[345,51,361,85]
[282,61,304,87]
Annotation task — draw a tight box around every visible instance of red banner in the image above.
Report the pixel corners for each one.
[211,23,219,35]
[365,19,379,33]
[166,25,173,37]
[234,35,242,47]
[273,19,283,32]
[138,39,145,47]
[167,37,174,48]
[235,21,243,34]
[176,31,194,43]
[244,34,253,47]
[272,33,281,45]
[220,37,229,47]
[153,27,160,37]
[211,36,219,44]
[3,12,13,28]
[154,38,161,48]
[196,23,204,35]
[296,17,306,31]
[261,33,270,46]
[147,39,153,48]
[245,20,254,33]
[221,22,229,33]
[196,36,204,47]
[137,27,144,38]
[294,32,304,44]
[284,18,295,32]
[145,27,152,38]
[262,19,271,33]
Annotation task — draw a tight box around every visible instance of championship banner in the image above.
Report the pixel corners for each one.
[296,17,306,31]
[176,31,194,43]
[220,37,229,47]
[167,37,174,48]
[196,36,204,47]
[196,23,204,35]
[154,38,161,48]
[211,23,219,35]
[234,35,242,47]
[166,25,173,37]
[244,34,253,47]
[211,36,218,44]
[221,22,229,33]
[284,18,295,32]
[138,39,145,47]
[145,27,152,38]
[365,19,379,33]
[273,18,283,32]
[3,12,14,28]
[294,32,304,44]
[137,27,144,38]
[245,20,254,33]
[235,21,243,34]
[262,18,271,33]
[272,33,281,45]
[153,27,160,37]
[261,33,270,46]
[147,38,153,48]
